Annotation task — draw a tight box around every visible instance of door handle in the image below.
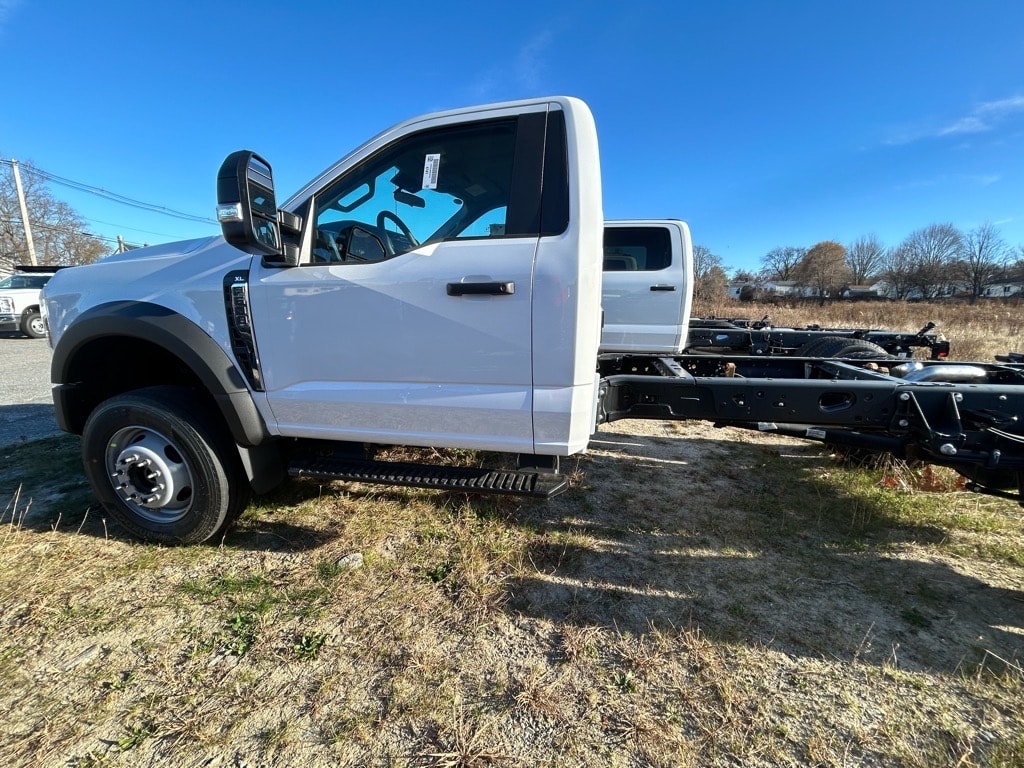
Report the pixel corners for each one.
[447,281,516,296]
[650,285,677,292]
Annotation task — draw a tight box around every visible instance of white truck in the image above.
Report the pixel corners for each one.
[42,96,1024,544]
[0,265,60,338]
[600,222,949,359]
[600,219,694,354]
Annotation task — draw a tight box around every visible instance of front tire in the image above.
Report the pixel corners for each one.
[81,386,250,544]
[20,310,46,338]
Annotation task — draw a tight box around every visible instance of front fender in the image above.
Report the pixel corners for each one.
[51,301,270,447]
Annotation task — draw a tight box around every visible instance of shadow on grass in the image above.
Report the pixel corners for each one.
[0,403,62,444]
[1,435,331,552]
[506,428,1024,675]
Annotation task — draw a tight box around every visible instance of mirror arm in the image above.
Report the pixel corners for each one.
[277,208,302,265]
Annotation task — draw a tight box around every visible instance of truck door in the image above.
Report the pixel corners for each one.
[248,101,600,455]
[600,220,693,354]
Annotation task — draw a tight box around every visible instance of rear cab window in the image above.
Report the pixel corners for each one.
[603,227,672,272]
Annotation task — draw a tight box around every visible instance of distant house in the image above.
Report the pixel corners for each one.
[867,280,925,301]
[728,276,1024,302]
[982,281,1024,298]
[727,279,823,300]
[760,280,801,296]
[760,280,831,299]
[726,281,755,300]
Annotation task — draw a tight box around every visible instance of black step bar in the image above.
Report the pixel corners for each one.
[289,455,568,498]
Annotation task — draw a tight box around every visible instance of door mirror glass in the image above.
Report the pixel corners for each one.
[217,151,282,257]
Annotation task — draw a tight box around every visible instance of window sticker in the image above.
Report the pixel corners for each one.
[422,153,441,190]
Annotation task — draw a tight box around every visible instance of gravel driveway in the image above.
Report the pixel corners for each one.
[0,333,63,445]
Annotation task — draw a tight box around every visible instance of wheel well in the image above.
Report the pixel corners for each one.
[61,336,213,434]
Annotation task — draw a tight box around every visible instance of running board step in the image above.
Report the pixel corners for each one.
[288,456,568,498]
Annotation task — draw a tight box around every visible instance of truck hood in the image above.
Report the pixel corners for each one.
[43,235,253,347]
[92,236,219,265]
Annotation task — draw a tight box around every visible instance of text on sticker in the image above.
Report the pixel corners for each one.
[422,154,441,191]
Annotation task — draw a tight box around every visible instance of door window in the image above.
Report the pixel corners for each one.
[312,120,518,264]
[603,227,672,272]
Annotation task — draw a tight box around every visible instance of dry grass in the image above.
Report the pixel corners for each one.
[696,298,1024,361]
[1,427,1022,767]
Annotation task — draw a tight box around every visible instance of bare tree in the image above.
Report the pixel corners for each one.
[794,240,849,304]
[1,158,108,273]
[900,223,963,299]
[693,244,728,302]
[956,223,1008,302]
[1011,247,1024,283]
[760,246,805,281]
[845,234,885,285]
[881,243,917,299]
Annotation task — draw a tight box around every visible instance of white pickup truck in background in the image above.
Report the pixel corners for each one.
[601,221,949,360]
[0,265,61,338]
[600,219,693,354]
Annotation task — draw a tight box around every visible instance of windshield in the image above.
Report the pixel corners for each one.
[0,274,51,289]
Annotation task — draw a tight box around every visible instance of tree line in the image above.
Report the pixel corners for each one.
[694,223,1024,303]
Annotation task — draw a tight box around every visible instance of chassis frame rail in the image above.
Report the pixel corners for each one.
[597,354,1024,505]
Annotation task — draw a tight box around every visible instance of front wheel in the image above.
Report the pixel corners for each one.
[81,386,250,544]
[20,310,46,338]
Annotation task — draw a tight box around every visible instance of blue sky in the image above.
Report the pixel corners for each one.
[1,0,1023,273]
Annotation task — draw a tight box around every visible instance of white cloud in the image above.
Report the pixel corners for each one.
[883,94,1024,145]
[938,95,1024,136]
[466,29,555,101]
[968,173,1002,187]
[514,30,553,93]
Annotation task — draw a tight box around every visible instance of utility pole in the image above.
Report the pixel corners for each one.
[10,159,38,266]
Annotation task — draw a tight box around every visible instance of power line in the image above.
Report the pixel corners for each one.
[0,157,218,225]
[1,215,131,247]
[76,215,190,240]
[4,192,208,239]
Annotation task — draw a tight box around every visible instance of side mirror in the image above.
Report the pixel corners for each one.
[216,151,282,257]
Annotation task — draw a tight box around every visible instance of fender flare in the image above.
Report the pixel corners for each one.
[51,301,270,447]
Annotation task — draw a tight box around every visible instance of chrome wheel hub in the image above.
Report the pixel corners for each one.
[107,427,194,524]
